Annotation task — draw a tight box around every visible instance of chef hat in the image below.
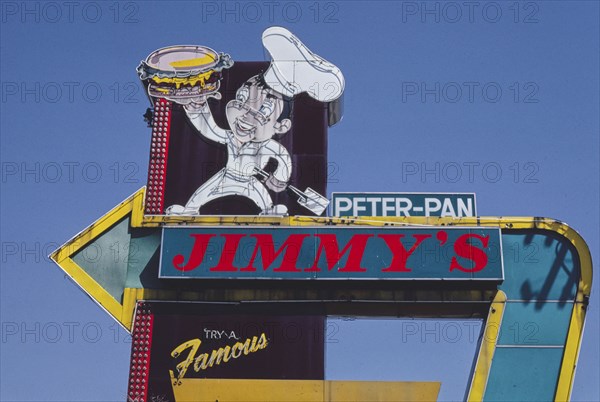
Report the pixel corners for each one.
[261,27,345,103]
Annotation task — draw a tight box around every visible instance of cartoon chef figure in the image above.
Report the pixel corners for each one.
[166,27,344,215]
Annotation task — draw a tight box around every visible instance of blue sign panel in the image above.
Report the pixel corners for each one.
[331,193,477,217]
[159,226,502,280]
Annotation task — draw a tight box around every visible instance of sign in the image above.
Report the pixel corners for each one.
[139,27,345,217]
[133,303,325,400]
[159,226,503,280]
[48,25,592,402]
[332,192,476,217]
[127,301,441,402]
[49,188,592,402]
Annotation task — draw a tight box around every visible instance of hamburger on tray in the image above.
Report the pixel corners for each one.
[137,45,233,104]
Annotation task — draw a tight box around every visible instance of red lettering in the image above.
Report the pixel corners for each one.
[308,234,373,272]
[450,234,489,273]
[173,234,216,272]
[210,234,246,272]
[242,234,310,272]
[379,234,432,272]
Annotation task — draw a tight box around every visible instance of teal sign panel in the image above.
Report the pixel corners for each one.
[159,226,502,280]
[331,192,476,217]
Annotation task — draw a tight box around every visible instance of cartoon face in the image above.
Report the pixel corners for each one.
[225,75,292,143]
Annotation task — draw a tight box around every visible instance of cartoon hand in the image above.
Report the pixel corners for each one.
[266,175,287,193]
[183,100,210,113]
[167,92,222,111]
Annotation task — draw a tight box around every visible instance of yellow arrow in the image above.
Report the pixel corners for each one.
[50,188,147,330]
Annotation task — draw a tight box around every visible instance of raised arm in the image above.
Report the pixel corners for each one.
[183,102,228,144]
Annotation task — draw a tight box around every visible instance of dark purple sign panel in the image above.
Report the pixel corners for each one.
[163,62,330,217]
[128,302,325,402]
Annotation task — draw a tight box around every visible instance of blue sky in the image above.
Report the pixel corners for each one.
[1,1,598,400]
